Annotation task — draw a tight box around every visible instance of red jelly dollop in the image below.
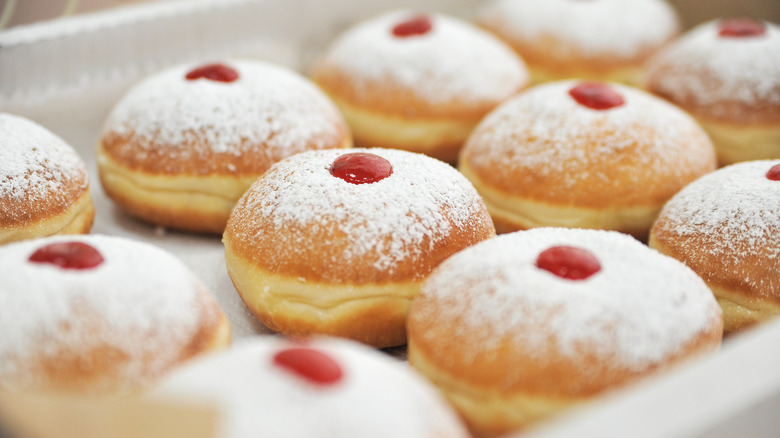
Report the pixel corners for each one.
[329,153,393,184]
[392,14,433,37]
[536,245,601,281]
[273,347,343,385]
[185,63,239,82]
[718,18,766,38]
[568,82,625,110]
[766,164,780,181]
[28,242,105,270]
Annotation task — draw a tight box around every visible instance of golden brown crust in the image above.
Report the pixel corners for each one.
[225,238,413,348]
[649,227,780,334]
[408,283,721,437]
[641,20,780,126]
[0,167,89,229]
[6,288,230,395]
[644,68,780,125]
[649,224,780,305]
[99,123,351,176]
[408,295,722,400]
[313,65,506,122]
[492,32,675,84]
[408,340,581,438]
[0,190,95,245]
[460,155,670,241]
[474,0,680,87]
[226,194,495,284]
[462,121,715,209]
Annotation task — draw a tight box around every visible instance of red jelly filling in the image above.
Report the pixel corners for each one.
[28,242,105,270]
[536,245,601,281]
[568,82,625,110]
[718,18,766,38]
[330,153,393,184]
[392,14,433,37]
[185,63,239,82]
[766,164,780,181]
[273,347,343,385]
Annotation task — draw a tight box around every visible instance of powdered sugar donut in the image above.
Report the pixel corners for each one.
[459,80,716,240]
[643,18,780,165]
[98,60,351,234]
[152,337,469,438]
[1,113,94,244]
[649,160,780,334]
[223,148,495,348]
[407,228,723,437]
[476,0,680,85]
[311,10,528,163]
[0,234,231,394]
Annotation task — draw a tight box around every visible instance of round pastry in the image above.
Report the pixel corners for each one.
[407,227,723,437]
[98,60,351,234]
[649,160,780,334]
[643,18,780,165]
[0,113,94,245]
[152,337,469,438]
[310,9,528,163]
[476,0,680,85]
[223,148,495,348]
[458,80,717,240]
[0,234,231,394]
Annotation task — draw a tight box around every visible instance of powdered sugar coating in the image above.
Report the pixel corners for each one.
[316,10,528,105]
[477,0,679,58]
[416,228,720,368]
[101,60,346,173]
[0,113,87,219]
[462,80,712,199]
[0,234,211,393]
[644,20,780,112]
[152,337,468,438]
[228,148,490,277]
[653,160,780,293]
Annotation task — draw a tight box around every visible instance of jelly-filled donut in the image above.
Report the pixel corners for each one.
[152,337,469,438]
[98,60,351,234]
[0,113,94,244]
[408,228,723,437]
[223,148,495,348]
[644,18,780,165]
[0,235,231,394]
[459,80,716,240]
[650,160,780,334]
[311,10,528,163]
[476,0,680,85]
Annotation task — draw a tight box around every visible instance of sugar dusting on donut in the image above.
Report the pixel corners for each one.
[317,10,528,104]
[478,0,678,57]
[645,20,780,109]
[655,161,780,285]
[0,113,87,218]
[464,81,708,192]
[101,60,346,173]
[0,235,207,391]
[153,338,467,438]
[229,148,487,273]
[417,228,719,368]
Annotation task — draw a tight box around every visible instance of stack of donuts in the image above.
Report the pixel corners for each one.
[2,1,779,437]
